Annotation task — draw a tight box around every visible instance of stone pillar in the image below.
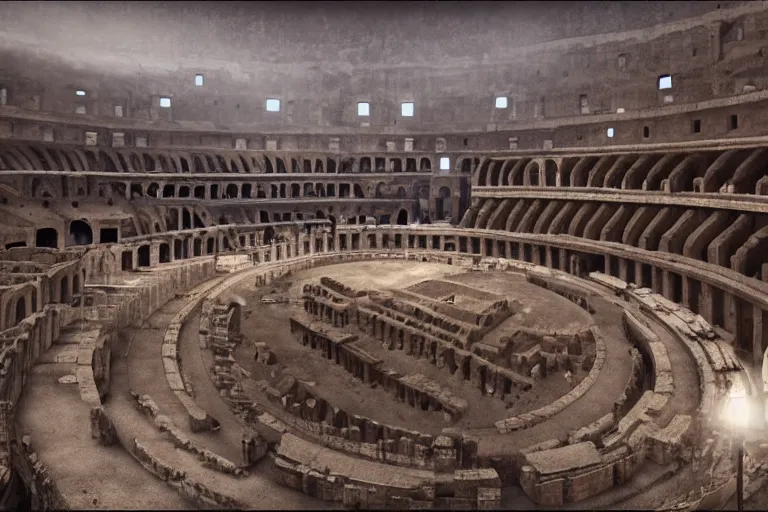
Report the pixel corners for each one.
[662,270,673,301]
[439,236,445,251]
[150,242,160,267]
[682,276,693,311]
[309,233,316,254]
[270,243,277,262]
[334,231,341,252]
[753,304,764,366]
[618,259,629,283]
[635,261,644,287]
[545,247,553,269]
[480,238,487,258]
[492,241,500,258]
[323,233,329,253]
[604,255,611,275]
[559,249,567,272]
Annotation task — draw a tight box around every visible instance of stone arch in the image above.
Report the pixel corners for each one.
[14,296,26,326]
[524,161,541,186]
[68,220,93,246]
[544,159,558,186]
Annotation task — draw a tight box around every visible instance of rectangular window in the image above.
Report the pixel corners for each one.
[195,74,204,86]
[495,96,508,109]
[606,128,615,138]
[43,127,54,142]
[658,75,672,90]
[76,90,86,96]
[643,126,650,138]
[159,97,171,108]
[136,136,148,148]
[265,98,280,112]
[113,105,124,117]
[112,132,125,147]
[730,114,738,130]
[85,131,98,146]
[357,102,370,116]
[692,119,701,133]
[235,138,247,150]
[75,105,86,115]
[401,102,414,117]
[439,157,450,170]
[616,108,625,114]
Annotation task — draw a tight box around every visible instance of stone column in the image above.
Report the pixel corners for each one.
[492,239,500,258]
[635,261,644,287]
[545,247,553,269]
[309,233,316,254]
[661,270,673,301]
[323,233,329,253]
[753,304,764,366]
[618,259,629,283]
[439,236,445,251]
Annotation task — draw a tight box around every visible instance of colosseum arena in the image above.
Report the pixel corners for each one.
[1,1,767,509]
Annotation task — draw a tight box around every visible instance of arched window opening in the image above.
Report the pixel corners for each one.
[138,245,151,267]
[174,239,183,259]
[194,186,205,199]
[291,183,301,198]
[178,186,190,198]
[396,209,409,226]
[420,158,432,172]
[147,183,159,197]
[15,296,26,326]
[68,220,93,246]
[315,159,324,173]
[73,273,80,295]
[242,184,252,198]
[130,184,143,197]
[193,213,205,228]
[327,159,337,173]
[353,184,365,198]
[206,238,215,254]
[182,209,192,230]
[143,154,156,172]
[193,238,202,256]
[36,227,58,248]
[163,184,175,197]
[264,157,274,174]
[226,184,238,198]
[276,158,287,173]
[260,211,270,223]
[159,243,170,263]
[60,276,69,303]
[263,227,276,245]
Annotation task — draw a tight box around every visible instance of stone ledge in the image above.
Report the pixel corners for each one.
[132,438,239,509]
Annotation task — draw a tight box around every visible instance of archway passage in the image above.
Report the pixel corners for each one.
[436,187,452,220]
[263,226,276,245]
[396,209,409,226]
[69,220,93,246]
[15,297,26,326]
[36,227,58,248]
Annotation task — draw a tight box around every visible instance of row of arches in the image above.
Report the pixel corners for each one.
[466,196,768,285]
[474,148,768,194]
[123,181,369,200]
[0,141,434,175]
[34,221,94,249]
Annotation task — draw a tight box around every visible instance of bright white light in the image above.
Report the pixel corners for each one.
[159,97,171,108]
[440,157,450,170]
[723,395,750,429]
[607,128,615,138]
[401,102,414,117]
[357,102,370,116]
[266,98,281,112]
[616,108,625,114]
[658,75,672,90]
[495,96,508,109]
[76,90,86,96]
[195,74,204,86]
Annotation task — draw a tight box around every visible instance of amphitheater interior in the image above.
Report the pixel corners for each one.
[2,1,768,510]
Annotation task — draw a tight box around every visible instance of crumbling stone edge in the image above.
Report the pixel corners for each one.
[133,393,248,477]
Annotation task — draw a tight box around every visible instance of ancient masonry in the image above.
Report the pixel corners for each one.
[1,1,768,510]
